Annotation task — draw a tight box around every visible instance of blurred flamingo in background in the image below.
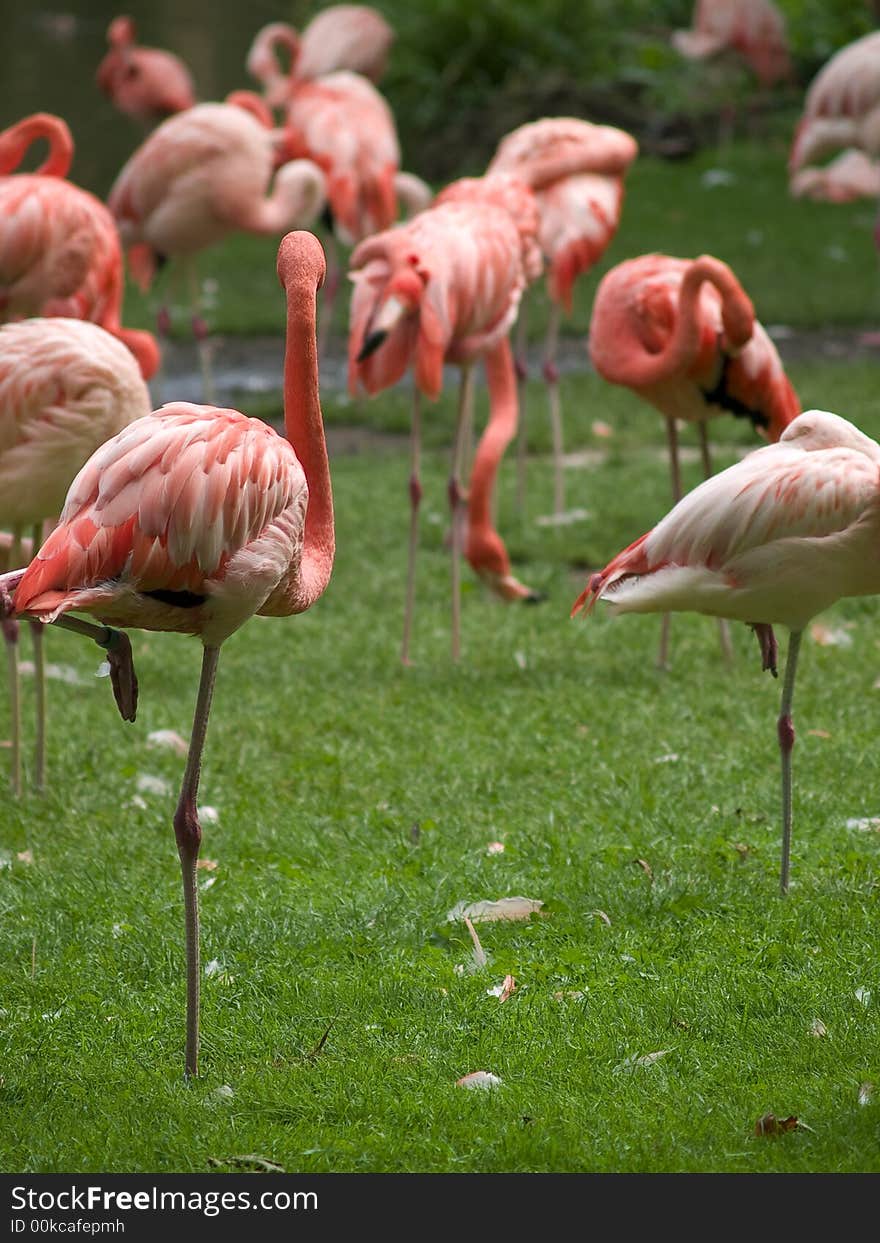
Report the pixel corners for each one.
[247,23,429,349]
[0,318,152,794]
[0,230,334,1079]
[248,7,394,91]
[572,409,880,895]
[588,252,801,668]
[108,97,326,401]
[487,117,638,516]
[349,196,542,664]
[789,32,880,175]
[673,0,793,86]
[0,113,159,381]
[96,15,196,125]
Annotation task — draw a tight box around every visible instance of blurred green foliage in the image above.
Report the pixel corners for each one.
[293,0,877,177]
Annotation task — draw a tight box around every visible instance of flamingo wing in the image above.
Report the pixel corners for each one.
[15,403,306,623]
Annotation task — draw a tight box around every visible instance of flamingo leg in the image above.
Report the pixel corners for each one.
[401,386,422,667]
[173,643,220,1078]
[28,523,47,792]
[514,297,529,514]
[154,265,179,409]
[543,301,565,517]
[50,615,139,722]
[697,423,734,665]
[317,231,340,361]
[657,417,683,670]
[186,258,215,405]
[449,365,475,663]
[4,525,25,795]
[777,629,802,896]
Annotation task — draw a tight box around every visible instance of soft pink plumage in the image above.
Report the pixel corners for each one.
[6,230,333,1077]
[108,102,326,287]
[589,253,800,448]
[790,148,880,204]
[0,114,159,381]
[673,0,792,86]
[248,9,393,95]
[97,15,196,124]
[572,409,880,892]
[789,32,880,173]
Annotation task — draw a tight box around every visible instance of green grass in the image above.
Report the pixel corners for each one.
[3,136,880,1174]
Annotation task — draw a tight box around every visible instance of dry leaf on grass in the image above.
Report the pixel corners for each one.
[463,916,487,970]
[809,623,853,647]
[614,1049,672,1073]
[754,1113,811,1136]
[534,507,591,528]
[809,1018,827,1038]
[196,859,218,871]
[846,817,880,832]
[136,773,172,797]
[855,987,872,1006]
[16,850,33,865]
[592,421,613,438]
[207,1154,285,1173]
[807,730,831,739]
[858,1082,873,1106]
[634,859,654,881]
[590,910,612,926]
[146,729,189,756]
[456,1071,502,1090]
[487,975,516,1003]
[486,841,505,856]
[447,897,544,923]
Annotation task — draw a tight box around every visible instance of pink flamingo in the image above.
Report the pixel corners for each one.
[487,118,638,516]
[0,113,159,381]
[0,318,152,795]
[588,252,801,668]
[108,98,326,401]
[1,231,333,1077]
[248,7,394,89]
[96,15,196,125]
[673,0,793,87]
[349,197,542,664]
[247,25,429,347]
[572,408,880,894]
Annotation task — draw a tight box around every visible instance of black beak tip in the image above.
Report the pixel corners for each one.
[356,329,387,363]
[523,591,546,606]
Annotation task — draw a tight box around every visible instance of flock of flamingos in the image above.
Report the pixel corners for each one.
[2,0,880,1076]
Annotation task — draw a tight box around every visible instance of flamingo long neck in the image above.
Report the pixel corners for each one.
[282,266,334,612]
[468,339,518,534]
[0,114,74,177]
[237,161,325,236]
[622,256,754,390]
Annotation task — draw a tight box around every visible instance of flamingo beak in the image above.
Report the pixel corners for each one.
[356,329,387,362]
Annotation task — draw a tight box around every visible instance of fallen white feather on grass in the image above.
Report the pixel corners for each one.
[455,1071,502,1090]
[147,729,189,756]
[447,897,544,923]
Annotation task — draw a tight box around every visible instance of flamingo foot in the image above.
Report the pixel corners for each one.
[104,630,139,722]
[751,622,778,677]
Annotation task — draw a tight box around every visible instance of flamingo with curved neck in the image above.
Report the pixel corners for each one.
[588,252,800,668]
[2,230,333,1078]
[0,113,159,381]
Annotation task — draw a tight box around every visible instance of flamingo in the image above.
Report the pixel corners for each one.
[487,118,638,516]
[248,7,394,89]
[587,252,801,669]
[247,25,430,348]
[0,230,333,1077]
[349,197,542,665]
[0,318,152,795]
[96,15,196,125]
[673,0,793,87]
[0,113,159,381]
[108,98,326,402]
[571,409,880,895]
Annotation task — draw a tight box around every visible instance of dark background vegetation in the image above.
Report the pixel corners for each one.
[1,1,877,191]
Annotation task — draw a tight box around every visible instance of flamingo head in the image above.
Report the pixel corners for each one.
[356,259,428,362]
[108,15,136,48]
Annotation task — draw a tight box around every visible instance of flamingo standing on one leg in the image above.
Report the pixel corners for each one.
[0,231,334,1078]
[0,318,152,795]
[572,409,880,895]
[587,252,801,669]
[487,118,638,517]
[96,15,196,125]
[349,197,542,665]
[108,98,326,402]
[248,8,394,90]
[0,113,158,381]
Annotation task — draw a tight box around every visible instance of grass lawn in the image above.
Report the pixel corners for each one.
[2,135,880,1174]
